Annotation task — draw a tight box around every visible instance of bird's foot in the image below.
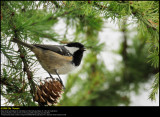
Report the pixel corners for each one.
[56,78,65,91]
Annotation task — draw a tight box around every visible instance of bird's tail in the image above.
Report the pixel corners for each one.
[12,38,35,50]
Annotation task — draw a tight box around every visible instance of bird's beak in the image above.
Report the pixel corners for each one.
[82,47,86,51]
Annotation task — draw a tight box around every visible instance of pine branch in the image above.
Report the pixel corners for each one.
[130,5,158,31]
[149,73,159,101]
[1,76,20,93]
[1,49,17,70]
[93,2,107,10]
[13,29,36,100]
[30,10,72,26]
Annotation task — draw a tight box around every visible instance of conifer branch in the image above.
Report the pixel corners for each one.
[13,29,36,100]
[130,5,158,31]
[1,76,20,93]
[93,2,107,10]
[1,49,17,70]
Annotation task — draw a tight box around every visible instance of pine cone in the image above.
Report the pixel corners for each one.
[34,78,63,106]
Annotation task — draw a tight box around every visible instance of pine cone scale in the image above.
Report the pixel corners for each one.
[34,78,63,106]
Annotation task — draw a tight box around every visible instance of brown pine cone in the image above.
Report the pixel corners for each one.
[34,78,64,106]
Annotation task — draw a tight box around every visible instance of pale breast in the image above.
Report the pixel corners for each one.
[55,62,77,74]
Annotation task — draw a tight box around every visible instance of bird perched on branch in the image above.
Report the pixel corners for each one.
[12,38,86,89]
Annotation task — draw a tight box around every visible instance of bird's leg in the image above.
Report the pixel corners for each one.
[54,70,65,90]
[46,72,55,80]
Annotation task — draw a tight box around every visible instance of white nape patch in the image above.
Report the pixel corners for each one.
[64,46,79,54]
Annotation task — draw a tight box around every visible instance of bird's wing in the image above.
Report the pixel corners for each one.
[33,44,72,56]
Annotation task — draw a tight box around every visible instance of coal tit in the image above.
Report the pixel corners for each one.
[12,38,86,89]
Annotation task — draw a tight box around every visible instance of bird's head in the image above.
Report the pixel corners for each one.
[65,42,86,66]
[65,42,86,54]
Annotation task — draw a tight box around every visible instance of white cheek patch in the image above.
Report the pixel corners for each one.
[64,46,79,54]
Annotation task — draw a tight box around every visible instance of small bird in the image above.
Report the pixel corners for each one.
[12,38,86,89]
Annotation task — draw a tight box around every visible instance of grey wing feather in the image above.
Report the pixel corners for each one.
[33,44,71,56]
